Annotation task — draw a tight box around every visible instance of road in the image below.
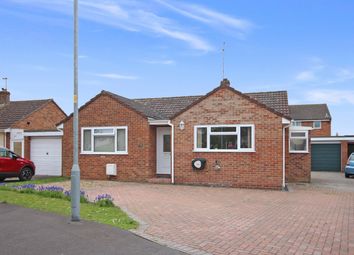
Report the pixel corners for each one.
[0,203,185,255]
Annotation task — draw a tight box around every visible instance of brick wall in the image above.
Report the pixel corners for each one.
[24,137,31,159]
[13,101,66,131]
[301,121,331,137]
[285,130,311,183]
[172,86,284,189]
[341,141,348,172]
[62,94,156,181]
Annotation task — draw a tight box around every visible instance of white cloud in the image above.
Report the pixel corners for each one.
[327,68,354,84]
[7,0,217,51]
[142,59,175,65]
[295,71,316,82]
[154,0,253,37]
[306,89,354,105]
[94,73,138,80]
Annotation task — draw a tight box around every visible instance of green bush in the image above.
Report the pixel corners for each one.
[95,198,115,207]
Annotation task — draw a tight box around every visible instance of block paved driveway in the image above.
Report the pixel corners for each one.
[55,172,354,255]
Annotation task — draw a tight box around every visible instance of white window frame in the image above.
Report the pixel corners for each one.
[313,121,322,129]
[81,126,128,155]
[292,121,302,127]
[193,124,255,153]
[289,131,309,153]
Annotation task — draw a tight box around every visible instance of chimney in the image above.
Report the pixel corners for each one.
[0,88,10,106]
[220,78,231,87]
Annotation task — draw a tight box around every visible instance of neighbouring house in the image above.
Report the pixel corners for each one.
[61,79,314,189]
[289,104,332,137]
[288,103,354,172]
[0,88,67,176]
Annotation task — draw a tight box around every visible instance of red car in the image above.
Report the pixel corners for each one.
[0,147,35,181]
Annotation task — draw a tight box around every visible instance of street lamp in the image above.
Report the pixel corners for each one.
[71,0,80,222]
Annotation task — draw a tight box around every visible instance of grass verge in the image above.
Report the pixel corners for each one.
[5,176,69,187]
[0,189,138,230]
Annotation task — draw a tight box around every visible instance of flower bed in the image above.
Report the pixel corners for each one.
[0,183,115,207]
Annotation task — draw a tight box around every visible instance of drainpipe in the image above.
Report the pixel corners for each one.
[282,124,291,191]
[168,121,175,184]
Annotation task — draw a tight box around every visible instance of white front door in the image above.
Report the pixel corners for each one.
[156,127,171,175]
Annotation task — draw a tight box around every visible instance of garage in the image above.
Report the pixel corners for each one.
[30,137,62,176]
[311,144,341,172]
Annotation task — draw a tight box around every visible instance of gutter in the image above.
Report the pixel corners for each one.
[167,121,175,184]
[282,124,291,191]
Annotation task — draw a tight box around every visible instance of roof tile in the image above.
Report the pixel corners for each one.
[0,100,51,129]
[289,104,331,120]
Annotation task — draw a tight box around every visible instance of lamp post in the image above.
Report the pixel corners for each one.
[71,0,80,222]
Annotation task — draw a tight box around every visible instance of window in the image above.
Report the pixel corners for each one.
[163,135,171,152]
[0,148,9,158]
[81,127,128,154]
[349,154,354,162]
[0,148,14,158]
[194,124,255,152]
[292,121,302,127]
[313,121,322,129]
[289,131,308,153]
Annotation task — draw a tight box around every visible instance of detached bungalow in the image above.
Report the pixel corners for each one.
[0,89,66,176]
[61,79,313,189]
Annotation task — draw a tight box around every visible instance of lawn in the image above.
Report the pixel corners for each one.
[0,181,138,230]
[5,176,69,186]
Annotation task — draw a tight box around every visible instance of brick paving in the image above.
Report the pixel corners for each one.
[54,174,354,255]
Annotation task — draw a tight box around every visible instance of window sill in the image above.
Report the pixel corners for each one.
[289,151,309,154]
[81,152,128,155]
[193,149,256,153]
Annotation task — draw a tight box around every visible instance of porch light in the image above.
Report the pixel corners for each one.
[179,121,185,130]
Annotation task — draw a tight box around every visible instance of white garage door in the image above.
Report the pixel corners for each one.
[30,137,62,176]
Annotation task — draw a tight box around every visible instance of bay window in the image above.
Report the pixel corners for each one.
[289,131,308,153]
[81,127,128,154]
[194,124,255,152]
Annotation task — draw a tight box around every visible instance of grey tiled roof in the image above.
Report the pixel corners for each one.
[0,100,51,129]
[134,91,290,119]
[289,104,331,120]
[134,96,202,119]
[245,91,290,117]
[103,91,164,119]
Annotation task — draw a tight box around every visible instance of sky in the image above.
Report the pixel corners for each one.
[0,0,353,135]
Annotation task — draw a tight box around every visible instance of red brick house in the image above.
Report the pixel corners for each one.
[0,89,67,176]
[62,79,314,189]
[289,104,332,137]
[288,104,354,173]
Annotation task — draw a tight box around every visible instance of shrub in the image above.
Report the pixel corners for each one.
[64,190,89,203]
[94,194,114,207]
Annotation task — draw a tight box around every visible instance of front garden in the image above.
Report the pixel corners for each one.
[0,179,137,230]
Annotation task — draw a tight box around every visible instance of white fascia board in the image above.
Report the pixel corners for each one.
[290,126,313,131]
[148,119,171,126]
[293,119,331,122]
[311,137,354,142]
[56,123,64,129]
[282,118,291,124]
[24,131,63,137]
